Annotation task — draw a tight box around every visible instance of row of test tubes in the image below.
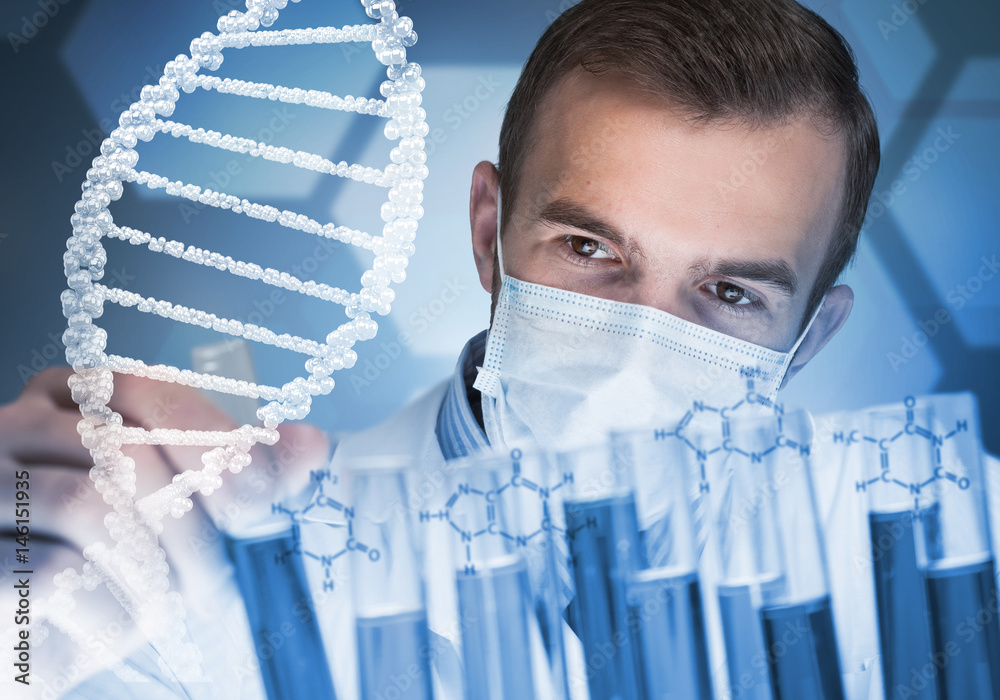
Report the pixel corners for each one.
[864,396,1000,699]
[336,410,846,700]
[218,394,998,700]
[555,412,842,700]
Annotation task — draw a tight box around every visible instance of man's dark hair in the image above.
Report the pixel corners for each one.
[497,0,880,327]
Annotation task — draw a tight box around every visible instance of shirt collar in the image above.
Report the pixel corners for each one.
[436,330,490,460]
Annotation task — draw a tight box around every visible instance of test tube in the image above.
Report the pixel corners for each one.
[610,429,713,700]
[716,410,844,700]
[556,442,644,700]
[224,521,337,700]
[864,405,938,700]
[190,339,261,426]
[874,394,1000,699]
[447,448,570,700]
[711,415,783,700]
[193,340,337,700]
[348,457,433,700]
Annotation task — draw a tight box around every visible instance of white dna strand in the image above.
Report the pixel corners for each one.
[28,0,427,683]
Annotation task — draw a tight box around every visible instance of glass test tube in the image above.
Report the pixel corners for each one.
[711,415,783,700]
[193,340,337,700]
[447,449,570,700]
[191,339,261,426]
[610,429,713,700]
[716,411,844,700]
[224,522,337,700]
[873,394,1000,699]
[556,442,644,700]
[864,405,938,700]
[348,457,433,700]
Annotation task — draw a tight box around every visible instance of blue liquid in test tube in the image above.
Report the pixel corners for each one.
[456,556,536,700]
[356,608,434,700]
[628,568,712,700]
[869,509,936,700]
[924,557,1000,699]
[225,525,337,700]
[565,494,643,700]
[349,459,433,700]
[718,576,785,700]
[864,396,1000,699]
[759,595,844,700]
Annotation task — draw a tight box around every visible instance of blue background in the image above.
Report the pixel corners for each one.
[1,0,998,450]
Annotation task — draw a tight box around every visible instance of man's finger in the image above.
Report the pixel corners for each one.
[21,367,76,409]
[106,372,248,487]
[0,398,92,470]
[108,373,238,433]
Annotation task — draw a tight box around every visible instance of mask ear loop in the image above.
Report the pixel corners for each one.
[495,188,506,278]
[474,187,507,399]
[782,293,827,372]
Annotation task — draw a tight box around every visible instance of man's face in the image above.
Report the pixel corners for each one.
[472,70,851,357]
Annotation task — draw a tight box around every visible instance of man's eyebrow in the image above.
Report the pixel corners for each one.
[691,258,798,297]
[537,198,642,258]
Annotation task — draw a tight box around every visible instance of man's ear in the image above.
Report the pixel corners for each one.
[470,160,500,294]
[780,284,854,388]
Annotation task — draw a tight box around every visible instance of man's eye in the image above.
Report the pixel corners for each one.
[712,281,758,305]
[569,235,613,259]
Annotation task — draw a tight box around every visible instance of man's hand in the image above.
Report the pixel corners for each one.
[0,367,331,595]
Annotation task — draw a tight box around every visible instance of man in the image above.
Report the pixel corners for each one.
[425,0,878,463]
[323,0,881,698]
[2,0,882,697]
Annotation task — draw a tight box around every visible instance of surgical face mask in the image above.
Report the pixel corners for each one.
[473,191,823,452]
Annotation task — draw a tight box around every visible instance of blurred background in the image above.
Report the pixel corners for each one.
[1,0,998,451]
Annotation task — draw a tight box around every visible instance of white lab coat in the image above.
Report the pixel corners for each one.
[303,382,460,700]
[303,383,1000,700]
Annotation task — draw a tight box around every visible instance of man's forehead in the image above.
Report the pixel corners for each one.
[518,71,847,296]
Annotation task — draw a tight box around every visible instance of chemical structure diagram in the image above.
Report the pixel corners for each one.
[256,372,798,586]
[415,371,817,571]
[416,448,574,575]
[266,471,383,594]
[834,395,973,505]
[647,369,811,496]
[257,380,974,593]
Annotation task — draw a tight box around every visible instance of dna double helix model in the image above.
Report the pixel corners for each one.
[16,0,427,683]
